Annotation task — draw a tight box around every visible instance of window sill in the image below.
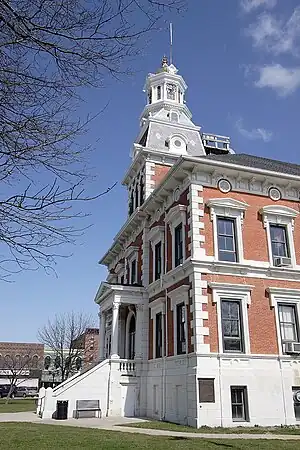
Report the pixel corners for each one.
[232,419,250,423]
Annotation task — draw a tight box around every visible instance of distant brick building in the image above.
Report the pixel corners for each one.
[72,328,99,365]
[0,342,44,388]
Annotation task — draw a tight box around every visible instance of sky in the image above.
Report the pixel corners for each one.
[2,0,300,342]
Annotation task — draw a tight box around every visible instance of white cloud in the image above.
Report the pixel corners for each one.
[235,119,273,142]
[255,64,300,96]
[246,7,300,55]
[241,0,277,13]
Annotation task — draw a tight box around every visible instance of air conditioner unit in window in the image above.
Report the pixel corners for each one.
[273,257,292,267]
[285,342,300,354]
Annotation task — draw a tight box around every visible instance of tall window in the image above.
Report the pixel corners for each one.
[278,304,298,347]
[129,191,134,216]
[221,300,244,353]
[135,184,139,209]
[130,259,137,284]
[231,386,249,421]
[174,223,183,267]
[155,312,163,358]
[176,303,186,355]
[270,225,289,262]
[157,85,161,100]
[139,177,144,205]
[154,242,162,280]
[217,218,238,262]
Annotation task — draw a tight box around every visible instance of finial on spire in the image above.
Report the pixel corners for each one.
[161,55,168,67]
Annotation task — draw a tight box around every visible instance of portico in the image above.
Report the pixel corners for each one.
[95,283,147,361]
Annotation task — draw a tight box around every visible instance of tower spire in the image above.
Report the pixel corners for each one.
[169,23,173,65]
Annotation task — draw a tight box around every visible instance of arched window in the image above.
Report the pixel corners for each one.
[15,355,21,369]
[54,355,61,369]
[148,88,152,104]
[44,356,51,370]
[4,354,11,367]
[32,355,39,369]
[128,314,136,360]
[75,357,82,371]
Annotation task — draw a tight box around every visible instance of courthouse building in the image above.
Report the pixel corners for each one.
[40,57,300,427]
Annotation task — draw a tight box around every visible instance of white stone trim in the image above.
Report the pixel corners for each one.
[208,282,252,354]
[145,161,156,198]
[148,225,164,243]
[168,285,189,356]
[125,247,139,284]
[149,297,166,359]
[141,226,149,287]
[189,272,209,354]
[148,226,164,282]
[260,205,298,268]
[115,262,125,283]
[165,204,187,269]
[267,287,300,356]
[187,183,205,260]
[207,198,249,264]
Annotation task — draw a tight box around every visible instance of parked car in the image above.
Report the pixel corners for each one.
[0,385,16,398]
[15,387,38,398]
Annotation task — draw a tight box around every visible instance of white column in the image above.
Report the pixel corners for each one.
[111,302,120,359]
[98,310,106,361]
[134,304,144,359]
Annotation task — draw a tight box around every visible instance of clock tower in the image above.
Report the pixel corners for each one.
[123,57,208,217]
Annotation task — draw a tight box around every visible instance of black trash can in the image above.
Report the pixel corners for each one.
[56,400,68,420]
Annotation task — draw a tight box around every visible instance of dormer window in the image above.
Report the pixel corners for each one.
[170,111,179,122]
[169,135,187,153]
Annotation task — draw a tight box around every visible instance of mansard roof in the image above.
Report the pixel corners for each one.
[203,153,300,177]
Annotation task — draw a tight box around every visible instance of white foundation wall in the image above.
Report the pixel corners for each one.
[196,355,300,428]
[143,354,300,428]
[144,355,198,428]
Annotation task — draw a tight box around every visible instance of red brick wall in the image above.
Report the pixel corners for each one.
[203,187,300,263]
[203,274,300,355]
[152,164,171,188]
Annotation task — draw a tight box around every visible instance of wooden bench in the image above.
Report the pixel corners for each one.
[75,400,102,419]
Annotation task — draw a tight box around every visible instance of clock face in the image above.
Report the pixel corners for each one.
[166,83,176,100]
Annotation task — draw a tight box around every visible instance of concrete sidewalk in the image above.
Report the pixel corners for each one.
[1,412,300,440]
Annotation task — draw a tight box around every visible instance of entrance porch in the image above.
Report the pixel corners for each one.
[95,283,147,361]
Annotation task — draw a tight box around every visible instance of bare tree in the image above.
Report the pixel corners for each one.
[1,353,41,402]
[38,312,93,382]
[0,0,184,277]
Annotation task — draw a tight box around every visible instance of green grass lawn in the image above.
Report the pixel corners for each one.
[0,398,36,413]
[122,420,300,435]
[0,423,299,450]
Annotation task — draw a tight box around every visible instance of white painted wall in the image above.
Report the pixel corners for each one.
[40,359,139,420]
